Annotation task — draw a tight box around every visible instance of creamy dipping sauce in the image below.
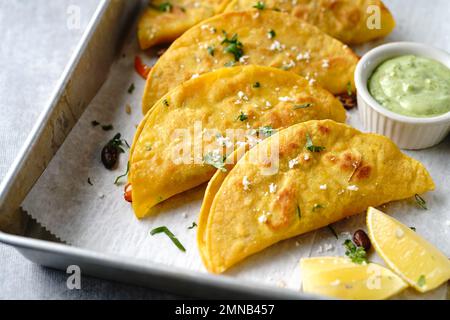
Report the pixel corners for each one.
[368,55,450,117]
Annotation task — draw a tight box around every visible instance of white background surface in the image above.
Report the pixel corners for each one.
[1,0,449,299]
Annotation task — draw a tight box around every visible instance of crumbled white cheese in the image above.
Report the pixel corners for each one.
[296,51,311,61]
[265,100,272,107]
[324,243,334,252]
[269,183,277,193]
[216,135,233,148]
[322,59,330,69]
[242,176,251,190]
[395,228,404,239]
[320,184,328,190]
[269,40,285,51]
[289,158,299,169]
[278,96,295,102]
[200,24,216,34]
[308,78,316,86]
[191,73,200,79]
[239,55,250,64]
[237,91,249,101]
[304,154,310,161]
[258,211,271,223]
[347,185,359,191]
[330,279,341,286]
[282,60,296,70]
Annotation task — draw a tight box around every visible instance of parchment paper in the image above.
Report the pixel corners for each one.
[22,0,449,299]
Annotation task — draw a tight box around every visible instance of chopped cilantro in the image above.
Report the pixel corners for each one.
[102,124,114,131]
[293,103,313,110]
[417,275,426,287]
[347,81,353,96]
[414,194,427,210]
[328,225,338,239]
[312,203,325,212]
[127,83,135,94]
[296,205,301,219]
[188,222,198,230]
[343,239,368,264]
[204,152,227,172]
[237,112,248,121]
[157,2,172,12]
[305,133,325,152]
[207,46,215,56]
[114,162,130,185]
[258,125,274,137]
[224,61,236,67]
[253,82,261,88]
[150,226,186,252]
[163,99,169,107]
[410,226,416,232]
[253,1,265,10]
[267,29,276,39]
[221,32,244,62]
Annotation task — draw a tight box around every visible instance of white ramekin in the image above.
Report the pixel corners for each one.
[355,42,450,150]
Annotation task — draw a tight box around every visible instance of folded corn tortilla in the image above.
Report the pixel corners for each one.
[142,10,359,114]
[130,66,346,218]
[198,120,435,273]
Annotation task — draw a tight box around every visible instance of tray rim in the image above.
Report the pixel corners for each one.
[0,0,320,299]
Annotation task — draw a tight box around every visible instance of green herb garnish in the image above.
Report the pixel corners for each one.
[343,239,368,264]
[293,103,313,110]
[305,133,325,152]
[204,152,227,172]
[328,225,338,239]
[414,194,427,210]
[163,99,169,107]
[267,29,276,39]
[127,83,135,94]
[157,2,173,12]
[150,226,186,252]
[188,222,198,230]
[347,81,353,96]
[91,120,100,127]
[312,203,325,212]
[296,205,301,219]
[410,226,417,232]
[224,61,236,67]
[207,46,215,56]
[253,1,265,10]
[253,82,261,88]
[145,144,152,151]
[114,162,130,185]
[222,32,244,62]
[237,112,248,121]
[258,125,274,137]
[108,133,127,153]
[417,275,426,287]
[102,124,114,131]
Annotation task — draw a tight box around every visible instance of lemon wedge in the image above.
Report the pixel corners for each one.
[300,257,408,300]
[367,207,450,293]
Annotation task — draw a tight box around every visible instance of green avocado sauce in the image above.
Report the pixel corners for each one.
[368,55,450,117]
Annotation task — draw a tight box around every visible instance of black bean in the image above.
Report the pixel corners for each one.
[353,229,371,251]
[101,144,119,170]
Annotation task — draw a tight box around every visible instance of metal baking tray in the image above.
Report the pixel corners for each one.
[0,0,317,299]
